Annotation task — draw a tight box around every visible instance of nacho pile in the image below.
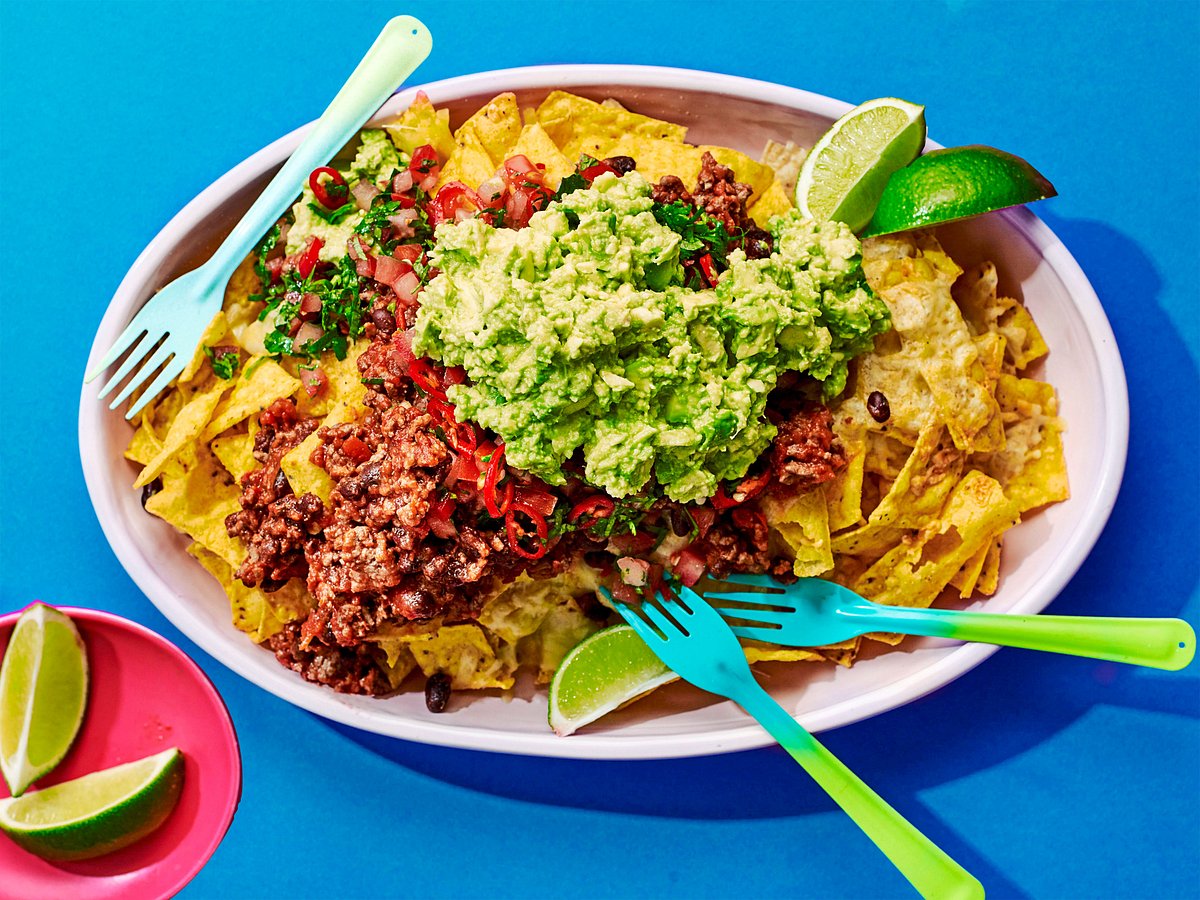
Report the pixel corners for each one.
[125,90,1068,695]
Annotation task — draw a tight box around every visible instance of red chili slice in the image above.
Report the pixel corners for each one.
[697,252,718,286]
[407,358,446,399]
[513,487,557,518]
[506,499,549,560]
[580,160,617,182]
[710,483,739,510]
[482,444,508,518]
[309,167,349,210]
[568,495,615,527]
[297,237,324,280]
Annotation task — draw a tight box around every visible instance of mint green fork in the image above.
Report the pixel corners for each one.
[602,584,984,900]
[704,575,1195,671]
[85,16,432,418]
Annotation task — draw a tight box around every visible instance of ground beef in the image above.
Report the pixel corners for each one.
[651,174,692,206]
[267,622,392,695]
[771,406,846,492]
[692,151,754,234]
[355,329,419,411]
[225,399,322,589]
[688,508,793,580]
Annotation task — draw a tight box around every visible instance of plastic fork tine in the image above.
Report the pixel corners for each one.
[638,595,683,637]
[598,589,659,645]
[728,625,788,643]
[108,344,176,410]
[127,355,188,418]
[87,316,151,384]
[713,606,796,627]
[703,590,796,609]
[96,330,156,400]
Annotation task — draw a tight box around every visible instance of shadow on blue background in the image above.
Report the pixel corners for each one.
[320,214,1197,899]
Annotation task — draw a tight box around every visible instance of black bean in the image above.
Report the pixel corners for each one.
[140,478,163,508]
[667,507,692,536]
[867,390,891,423]
[743,227,774,260]
[425,672,451,713]
[370,307,396,337]
[603,155,637,174]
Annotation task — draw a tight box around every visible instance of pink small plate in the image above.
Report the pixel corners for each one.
[0,605,241,899]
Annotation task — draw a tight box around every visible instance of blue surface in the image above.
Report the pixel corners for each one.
[2,1,1197,897]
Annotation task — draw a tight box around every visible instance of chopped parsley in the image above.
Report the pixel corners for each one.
[258,255,366,362]
[251,224,281,293]
[652,201,733,266]
[307,200,359,226]
[553,154,599,202]
[354,184,433,253]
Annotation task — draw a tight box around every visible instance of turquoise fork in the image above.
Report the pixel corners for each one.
[603,584,984,900]
[85,16,432,418]
[703,575,1195,671]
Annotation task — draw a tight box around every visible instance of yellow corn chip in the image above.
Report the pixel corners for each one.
[747,180,793,224]
[981,375,1069,512]
[977,533,1003,596]
[826,423,866,532]
[854,470,1020,614]
[402,623,516,691]
[211,432,258,481]
[437,127,498,190]
[145,445,244,567]
[533,90,687,162]
[953,261,1049,371]
[280,401,361,502]
[134,378,231,488]
[603,134,775,203]
[744,642,824,664]
[508,123,574,189]
[454,92,522,166]
[384,90,456,161]
[201,358,301,442]
[763,488,833,577]
[177,312,232,384]
[948,538,990,598]
[187,544,311,643]
[125,422,163,466]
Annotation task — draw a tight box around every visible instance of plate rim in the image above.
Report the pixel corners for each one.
[78,64,1130,759]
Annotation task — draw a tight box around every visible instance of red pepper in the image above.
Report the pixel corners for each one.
[407,358,446,399]
[297,237,324,280]
[309,167,349,210]
[506,499,549,560]
[697,252,718,287]
[482,444,508,518]
[710,483,739,510]
[342,436,372,463]
[568,495,616,527]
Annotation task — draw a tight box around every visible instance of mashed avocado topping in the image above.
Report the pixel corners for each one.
[413,171,889,503]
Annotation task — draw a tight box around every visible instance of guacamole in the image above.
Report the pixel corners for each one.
[413,171,889,503]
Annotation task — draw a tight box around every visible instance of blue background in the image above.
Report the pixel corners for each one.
[2,1,1197,897]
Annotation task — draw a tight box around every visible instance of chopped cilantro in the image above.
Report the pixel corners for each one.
[553,154,600,202]
[307,200,359,226]
[203,345,241,379]
[652,201,733,266]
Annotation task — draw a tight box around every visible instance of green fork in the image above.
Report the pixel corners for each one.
[703,575,1195,671]
[85,16,432,418]
[602,584,984,900]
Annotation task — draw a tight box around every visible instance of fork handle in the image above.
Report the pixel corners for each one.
[205,16,432,279]
[848,602,1196,671]
[733,685,983,900]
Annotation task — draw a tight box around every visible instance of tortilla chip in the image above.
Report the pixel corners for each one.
[145,444,244,567]
[437,127,498,190]
[533,90,687,162]
[853,470,1020,614]
[603,134,775,203]
[744,642,824,664]
[201,358,300,442]
[454,92,522,166]
[384,90,456,161]
[763,488,834,577]
[747,180,793,224]
[211,432,258,481]
[134,378,231,488]
[125,422,163,466]
[825,422,866,532]
[759,139,807,198]
[188,544,311,643]
[509,123,575,189]
[977,533,1003,596]
[178,312,232,384]
[402,624,516,691]
[948,538,990,598]
[980,375,1069,512]
[280,401,361,503]
[953,261,1048,371]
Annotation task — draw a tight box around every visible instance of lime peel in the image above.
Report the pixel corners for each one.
[548,624,678,736]
[0,747,184,861]
[796,97,927,232]
[1,604,89,797]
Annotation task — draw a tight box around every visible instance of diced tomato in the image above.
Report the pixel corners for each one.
[299,366,327,398]
[391,243,424,262]
[409,144,440,178]
[427,182,480,227]
[581,160,617,182]
[697,252,718,286]
[671,547,707,587]
[688,505,716,539]
[513,487,557,518]
[342,436,372,463]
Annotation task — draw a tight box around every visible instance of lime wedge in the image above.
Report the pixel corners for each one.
[861,145,1057,237]
[0,748,184,861]
[1,604,88,797]
[548,624,677,736]
[796,97,926,231]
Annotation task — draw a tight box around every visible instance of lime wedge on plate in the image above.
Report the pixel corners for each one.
[1,604,89,796]
[0,747,184,861]
[796,97,926,231]
[861,145,1057,237]
[548,624,677,736]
